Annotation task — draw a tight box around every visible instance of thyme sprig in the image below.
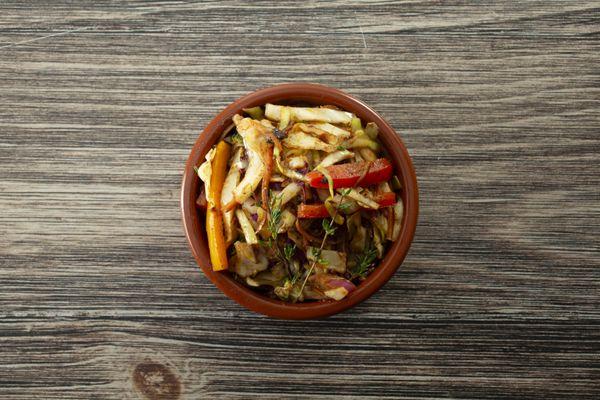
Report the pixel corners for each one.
[264,191,295,279]
[267,193,282,239]
[350,242,377,279]
[298,188,352,296]
[337,202,352,213]
[321,219,337,236]
[284,242,296,263]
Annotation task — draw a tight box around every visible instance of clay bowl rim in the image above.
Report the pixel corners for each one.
[181,82,418,319]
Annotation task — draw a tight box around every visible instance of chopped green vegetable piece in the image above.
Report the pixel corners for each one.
[279,106,292,130]
[391,175,402,190]
[364,122,379,139]
[348,135,380,152]
[350,116,362,132]
[243,106,264,120]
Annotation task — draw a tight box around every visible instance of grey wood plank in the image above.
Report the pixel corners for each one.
[1,1,599,399]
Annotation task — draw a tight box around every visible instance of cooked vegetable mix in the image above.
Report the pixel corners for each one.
[196,103,404,302]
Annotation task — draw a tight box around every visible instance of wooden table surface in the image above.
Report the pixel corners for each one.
[1,1,599,399]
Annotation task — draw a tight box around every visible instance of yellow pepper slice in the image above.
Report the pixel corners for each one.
[206,140,231,271]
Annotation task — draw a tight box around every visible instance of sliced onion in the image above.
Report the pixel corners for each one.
[324,287,349,300]
[327,278,356,293]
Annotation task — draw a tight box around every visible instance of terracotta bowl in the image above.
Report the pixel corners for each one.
[181,83,418,319]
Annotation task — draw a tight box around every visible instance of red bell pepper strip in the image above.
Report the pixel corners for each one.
[298,192,397,219]
[306,158,393,189]
[373,192,396,207]
[297,204,330,219]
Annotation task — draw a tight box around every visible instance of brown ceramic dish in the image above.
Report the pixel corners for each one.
[181,83,418,319]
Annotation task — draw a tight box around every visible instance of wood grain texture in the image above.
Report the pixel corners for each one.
[1,1,599,399]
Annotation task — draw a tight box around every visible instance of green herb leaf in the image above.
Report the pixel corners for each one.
[310,247,321,258]
[268,192,283,240]
[290,270,302,285]
[322,219,337,236]
[309,247,329,266]
[283,243,296,262]
[351,242,377,279]
[230,133,243,145]
[338,202,352,212]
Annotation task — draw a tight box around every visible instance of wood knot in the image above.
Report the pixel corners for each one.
[133,362,181,400]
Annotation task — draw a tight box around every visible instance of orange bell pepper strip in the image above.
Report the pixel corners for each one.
[206,141,231,207]
[297,192,397,219]
[207,209,228,271]
[306,158,393,189]
[206,140,231,271]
